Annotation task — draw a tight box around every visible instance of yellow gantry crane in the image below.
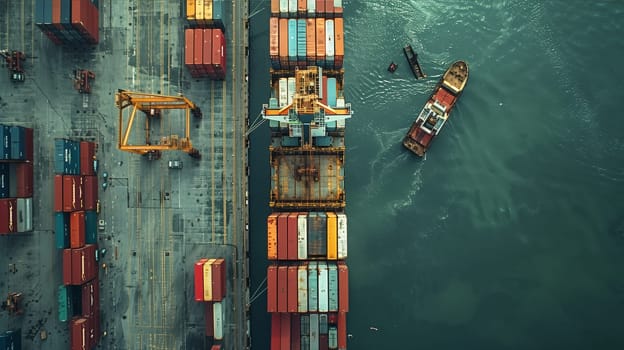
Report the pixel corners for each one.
[115,89,203,160]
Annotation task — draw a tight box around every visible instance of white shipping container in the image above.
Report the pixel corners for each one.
[213,299,224,340]
[288,0,297,14]
[334,0,343,7]
[326,20,335,58]
[298,266,308,312]
[16,197,32,232]
[287,77,296,105]
[280,0,288,14]
[310,314,320,350]
[203,259,216,301]
[337,213,347,259]
[278,78,288,107]
[307,0,316,13]
[297,213,308,259]
[318,262,329,312]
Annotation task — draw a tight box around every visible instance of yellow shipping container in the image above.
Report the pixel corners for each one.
[196,0,205,21]
[186,0,195,19]
[203,258,216,301]
[267,214,278,260]
[205,0,213,20]
[326,212,337,260]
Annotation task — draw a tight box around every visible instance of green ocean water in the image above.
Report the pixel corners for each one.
[248,1,624,349]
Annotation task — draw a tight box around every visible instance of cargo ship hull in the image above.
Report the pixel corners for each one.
[403,60,468,156]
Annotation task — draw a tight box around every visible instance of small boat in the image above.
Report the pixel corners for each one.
[403,61,469,156]
[403,45,426,79]
[387,62,398,73]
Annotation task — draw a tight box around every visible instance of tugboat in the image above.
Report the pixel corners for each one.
[403,45,426,79]
[403,61,468,156]
[387,62,398,73]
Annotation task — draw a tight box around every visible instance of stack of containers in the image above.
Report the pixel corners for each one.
[35,0,99,46]
[0,124,34,235]
[185,0,225,30]
[184,28,226,80]
[267,2,349,349]
[269,0,344,70]
[54,138,101,349]
[193,258,227,346]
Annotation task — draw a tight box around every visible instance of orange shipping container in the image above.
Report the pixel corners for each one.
[316,18,326,58]
[203,258,216,301]
[70,211,85,248]
[194,29,203,66]
[298,0,306,12]
[184,29,194,66]
[186,0,195,19]
[267,214,278,259]
[335,17,344,57]
[271,0,279,16]
[279,19,289,61]
[270,17,279,57]
[306,19,316,58]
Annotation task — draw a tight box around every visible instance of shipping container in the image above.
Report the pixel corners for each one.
[319,314,328,334]
[267,213,278,259]
[334,0,343,17]
[277,265,288,313]
[55,212,70,248]
[306,19,316,64]
[308,212,327,257]
[54,175,63,211]
[58,285,72,322]
[287,213,299,260]
[310,313,320,350]
[205,302,214,336]
[70,211,86,248]
[203,258,215,301]
[63,248,72,285]
[338,262,348,312]
[337,312,347,350]
[308,262,318,312]
[328,326,338,349]
[270,17,279,59]
[316,0,325,15]
[326,212,337,259]
[307,0,316,14]
[336,213,347,259]
[271,0,279,16]
[16,197,33,232]
[291,313,302,350]
[321,75,328,105]
[71,244,97,285]
[82,280,96,317]
[279,18,289,68]
[334,17,344,67]
[298,0,307,13]
[196,0,204,23]
[326,19,335,68]
[297,212,308,260]
[318,262,329,312]
[328,264,338,312]
[288,19,297,62]
[186,0,196,20]
[54,138,69,174]
[213,299,224,340]
[85,211,97,244]
[278,313,289,350]
[327,77,337,108]
[277,213,288,260]
[9,126,25,160]
[185,29,195,75]
[267,265,277,312]
[0,164,7,198]
[63,175,84,212]
[271,313,280,350]
[0,125,10,160]
[80,141,96,175]
[288,0,297,15]
[298,265,308,312]
[194,28,203,72]
[287,77,296,105]
[316,18,326,68]
[278,78,288,107]
[15,163,34,198]
[211,258,226,301]
[71,317,88,350]
[297,19,307,62]
[194,258,208,301]
[0,198,17,234]
[288,265,298,312]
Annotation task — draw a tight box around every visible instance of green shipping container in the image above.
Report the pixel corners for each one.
[58,285,70,322]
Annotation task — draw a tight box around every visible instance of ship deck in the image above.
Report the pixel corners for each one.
[0,0,249,349]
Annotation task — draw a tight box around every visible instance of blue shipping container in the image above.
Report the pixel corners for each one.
[0,125,10,159]
[85,211,98,244]
[71,140,80,174]
[308,262,318,312]
[212,0,224,30]
[288,19,297,61]
[35,0,45,25]
[0,164,8,198]
[327,77,337,107]
[44,0,52,24]
[55,212,70,249]
[297,19,307,59]
[9,126,25,160]
[61,0,71,27]
[54,139,67,174]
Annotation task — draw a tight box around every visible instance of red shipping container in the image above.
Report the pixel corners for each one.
[325,0,334,16]
[211,346,221,350]
[80,142,95,175]
[15,163,33,198]
[338,262,348,312]
[279,19,288,66]
[287,266,298,313]
[194,29,203,72]
[82,280,96,317]
[54,175,63,212]
[320,334,329,350]
[83,175,98,210]
[322,75,328,105]
[203,29,215,77]
[212,29,225,79]
[316,0,325,14]
[337,312,347,350]
[185,29,194,67]
[287,213,298,260]
[211,258,225,301]
[277,213,288,260]
[277,265,288,313]
[70,317,88,350]
[220,30,226,73]
[205,302,214,336]
[267,265,277,312]
[24,127,33,162]
[291,314,301,350]
[63,249,73,285]
[63,175,83,212]
[0,199,17,234]
[72,0,88,35]
[270,313,280,350]
[70,211,86,248]
[280,313,291,350]
[71,244,97,285]
[194,258,208,301]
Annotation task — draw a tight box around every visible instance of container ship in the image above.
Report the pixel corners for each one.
[264,1,351,348]
[403,60,468,156]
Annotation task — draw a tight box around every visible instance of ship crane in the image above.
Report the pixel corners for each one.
[0,50,26,82]
[115,90,203,160]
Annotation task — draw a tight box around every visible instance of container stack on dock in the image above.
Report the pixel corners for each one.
[263,1,352,349]
[269,0,344,70]
[0,124,34,235]
[184,0,227,80]
[35,0,100,46]
[194,258,227,348]
[53,138,101,349]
